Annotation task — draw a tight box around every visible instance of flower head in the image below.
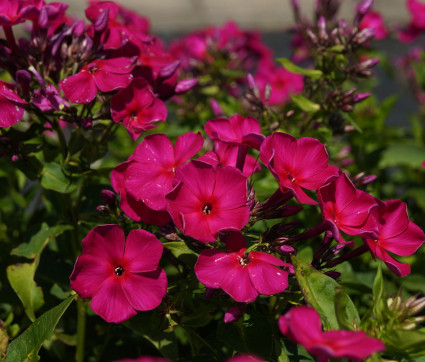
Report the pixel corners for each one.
[260,133,339,205]
[279,306,385,361]
[0,81,27,128]
[70,225,167,323]
[194,232,289,302]
[166,161,250,242]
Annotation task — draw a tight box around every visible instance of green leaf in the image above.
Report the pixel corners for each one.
[7,263,44,322]
[41,162,77,193]
[379,144,425,170]
[291,256,359,330]
[277,58,323,78]
[372,264,385,320]
[143,332,179,360]
[11,223,73,259]
[5,295,74,362]
[290,94,320,113]
[243,310,273,359]
[385,330,425,356]
[164,241,198,265]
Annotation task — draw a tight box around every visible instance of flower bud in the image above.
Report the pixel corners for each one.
[159,60,180,79]
[100,190,116,209]
[210,98,224,116]
[175,78,198,94]
[318,16,328,41]
[94,7,109,33]
[354,27,376,44]
[224,306,246,324]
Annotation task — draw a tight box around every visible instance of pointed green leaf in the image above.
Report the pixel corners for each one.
[291,256,359,330]
[41,163,76,193]
[277,58,323,78]
[379,144,425,170]
[11,223,73,259]
[290,94,320,113]
[7,263,44,322]
[5,295,74,362]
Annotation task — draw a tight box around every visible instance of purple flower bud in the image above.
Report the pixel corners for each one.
[74,20,85,37]
[291,0,300,10]
[81,118,93,128]
[96,205,108,213]
[101,189,116,208]
[247,73,257,90]
[224,305,246,324]
[341,104,353,112]
[209,98,224,116]
[94,7,109,33]
[159,60,180,79]
[38,6,49,28]
[11,155,19,162]
[357,0,374,16]
[360,174,377,185]
[324,271,341,279]
[205,287,214,300]
[358,58,380,70]
[280,205,303,217]
[264,83,272,102]
[318,16,328,40]
[279,245,295,254]
[354,27,375,44]
[306,29,318,44]
[341,158,355,167]
[16,70,31,97]
[175,78,198,94]
[353,92,371,103]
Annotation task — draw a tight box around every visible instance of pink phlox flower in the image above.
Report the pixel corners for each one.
[255,61,304,106]
[399,0,425,42]
[318,172,379,243]
[110,78,167,140]
[205,114,265,150]
[166,161,250,243]
[279,306,385,361]
[364,199,425,277]
[115,358,170,362]
[194,232,289,302]
[111,161,171,226]
[0,0,42,26]
[359,11,388,40]
[0,80,28,128]
[59,57,134,104]
[124,132,203,211]
[70,224,167,324]
[260,132,339,205]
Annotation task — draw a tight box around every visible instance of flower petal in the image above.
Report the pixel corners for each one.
[247,257,288,295]
[60,71,97,104]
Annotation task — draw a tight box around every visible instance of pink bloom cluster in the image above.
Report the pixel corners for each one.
[399,0,425,42]
[279,306,385,361]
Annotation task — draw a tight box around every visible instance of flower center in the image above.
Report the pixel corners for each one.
[202,202,213,215]
[239,256,249,266]
[114,266,124,276]
[87,64,98,73]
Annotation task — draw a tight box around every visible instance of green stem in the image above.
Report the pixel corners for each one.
[76,298,86,362]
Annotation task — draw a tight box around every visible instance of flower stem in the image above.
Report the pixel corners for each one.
[76,298,86,362]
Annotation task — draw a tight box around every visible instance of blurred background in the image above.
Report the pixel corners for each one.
[62,0,409,34]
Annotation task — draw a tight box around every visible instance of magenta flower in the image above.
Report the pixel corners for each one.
[318,173,378,243]
[59,57,134,104]
[111,161,171,226]
[194,232,289,302]
[166,161,250,243]
[110,79,167,140]
[226,355,264,362]
[204,114,265,150]
[260,133,339,205]
[364,199,425,277]
[0,81,27,128]
[255,62,304,106]
[70,225,167,323]
[399,0,425,42]
[0,0,41,26]
[279,306,385,361]
[115,357,170,362]
[124,132,204,211]
[359,11,388,40]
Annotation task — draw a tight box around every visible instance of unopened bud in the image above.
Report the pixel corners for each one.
[74,20,85,36]
[101,190,116,209]
[354,27,376,44]
[306,29,318,44]
[318,16,328,41]
[38,6,49,28]
[11,155,19,162]
[16,70,31,97]
[341,104,353,112]
[175,78,198,94]
[353,92,371,103]
[408,296,425,316]
[159,60,180,79]
[357,0,374,17]
[279,245,295,254]
[264,83,272,102]
[94,7,109,33]
[358,58,380,71]
[81,118,92,128]
[210,98,224,116]
[224,306,246,324]
[280,205,303,217]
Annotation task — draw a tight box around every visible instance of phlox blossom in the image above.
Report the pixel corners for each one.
[364,199,425,277]
[70,225,167,323]
[60,57,134,104]
[166,161,250,243]
[279,306,385,362]
[260,132,338,205]
[194,232,289,302]
[0,81,28,128]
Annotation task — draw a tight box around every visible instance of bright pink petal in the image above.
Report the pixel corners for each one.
[247,258,288,295]
[220,263,258,303]
[0,96,25,127]
[96,57,135,73]
[181,211,215,242]
[293,137,331,179]
[94,71,133,92]
[173,132,204,166]
[60,71,97,104]
[122,268,167,311]
[124,229,163,272]
[195,249,235,288]
[299,165,339,190]
[133,133,174,165]
[70,254,111,298]
[90,276,137,323]
[81,225,125,265]
[381,221,425,256]
[248,250,286,266]
[207,207,250,237]
[379,200,410,240]
[213,166,248,210]
[375,247,411,277]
